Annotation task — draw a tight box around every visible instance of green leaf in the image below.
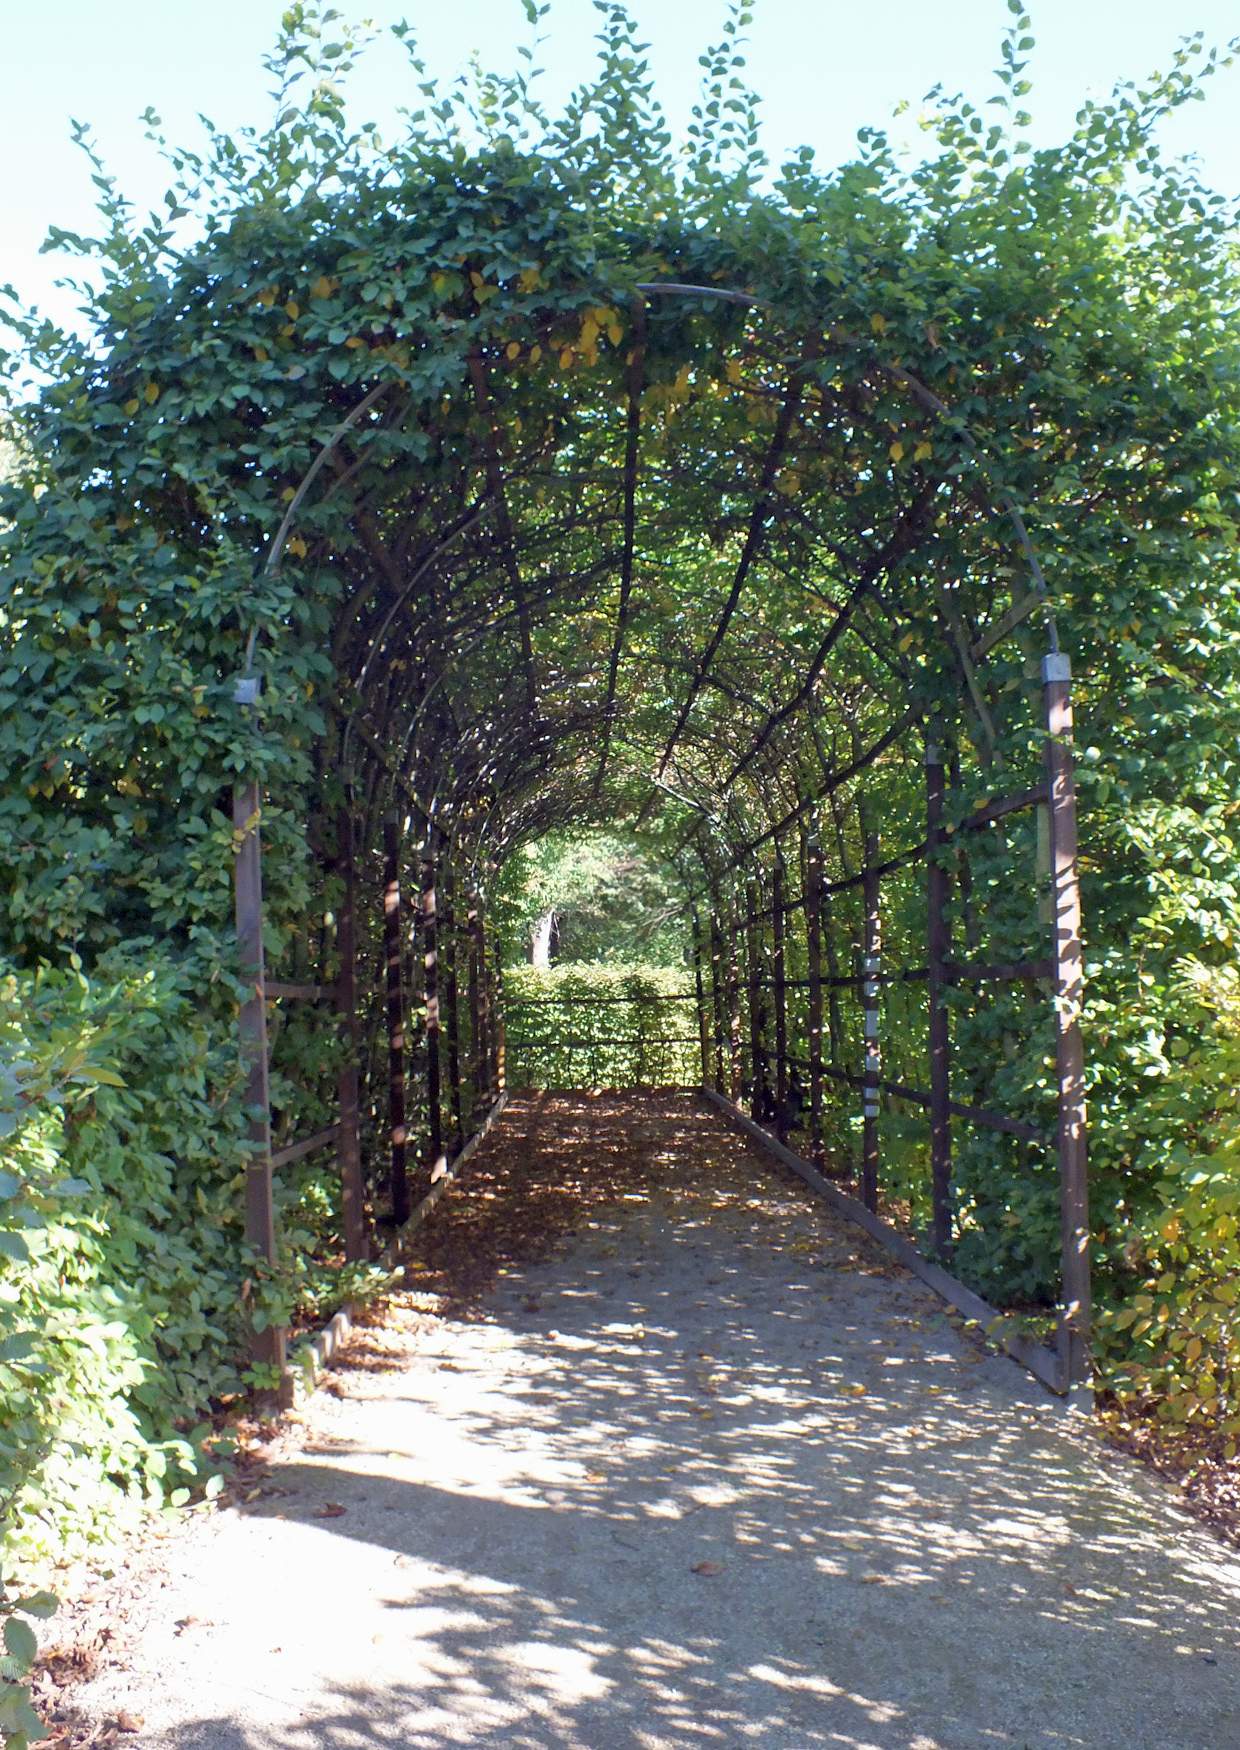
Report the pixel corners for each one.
[3,1615,38,1666]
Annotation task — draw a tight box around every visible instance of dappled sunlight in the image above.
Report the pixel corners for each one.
[68,1093,1240,1749]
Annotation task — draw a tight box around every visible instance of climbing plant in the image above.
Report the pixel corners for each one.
[0,0,1238,1613]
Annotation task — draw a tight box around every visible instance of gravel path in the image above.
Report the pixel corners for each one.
[68,1091,1240,1748]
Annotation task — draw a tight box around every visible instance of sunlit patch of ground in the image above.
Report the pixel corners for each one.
[49,1091,1240,1750]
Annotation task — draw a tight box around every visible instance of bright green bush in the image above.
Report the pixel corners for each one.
[0,954,247,1574]
[505,964,700,1089]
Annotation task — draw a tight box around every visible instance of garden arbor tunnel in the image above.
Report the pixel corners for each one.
[225,275,1088,1400]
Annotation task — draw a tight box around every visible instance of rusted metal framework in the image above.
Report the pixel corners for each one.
[229,283,1089,1399]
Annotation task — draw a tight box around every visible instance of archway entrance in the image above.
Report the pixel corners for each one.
[224,273,1088,1400]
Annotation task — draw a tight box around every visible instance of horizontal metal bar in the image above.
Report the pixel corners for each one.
[821,842,928,897]
[822,968,931,987]
[505,992,697,1007]
[271,1123,341,1169]
[944,959,1053,983]
[792,1062,1047,1143]
[511,1036,701,1048]
[266,981,337,1001]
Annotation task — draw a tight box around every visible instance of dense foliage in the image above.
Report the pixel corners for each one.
[1,0,1239,1632]
[505,962,699,1087]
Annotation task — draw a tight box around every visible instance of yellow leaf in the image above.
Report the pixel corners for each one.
[253,345,269,362]
[529,344,542,364]
[517,265,542,292]
[725,358,743,384]
[559,347,574,369]
[1185,1336,1203,1363]
[870,312,887,334]
[281,486,296,502]
[123,398,140,416]
[144,382,160,405]
[256,287,277,308]
[914,440,933,462]
[344,336,365,349]
[286,535,308,558]
[505,341,521,361]
[310,274,335,299]
[607,320,623,346]
[898,632,916,653]
[889,440,905,463]
[470,270,484,287]
[284,299,299,320]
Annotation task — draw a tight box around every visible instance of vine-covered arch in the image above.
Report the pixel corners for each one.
[5,7,1237,1539]
[208,235,1090,1395]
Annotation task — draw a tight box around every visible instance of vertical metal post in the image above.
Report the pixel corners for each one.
[336,801,368,1261]
[467,893,485,1113]
[493,963,507,1092]
[442,864,464,1148]
[382,816,410,1228]
[421,847,444,1182]
[926,740,953,1254]
[772,855,789,1135]
[727,901,744,1101]
[709,910,726,1093]
[745,882,766,1122]
[475,904,493,1102]
[1044,653,1091,1392]
[805,834,825,1169]
[692,913,713,1088]
[232,772,286,1375]
[861,814,881,1214]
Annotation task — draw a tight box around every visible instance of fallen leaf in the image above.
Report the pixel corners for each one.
[114,1713,145,1733]
[691,1560,723,1576]
[316,1502,347,1518]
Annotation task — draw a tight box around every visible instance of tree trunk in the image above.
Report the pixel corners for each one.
[530,909,557,968]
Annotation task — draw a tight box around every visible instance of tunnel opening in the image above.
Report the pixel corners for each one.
[6,139,1115,1408]
[215,261,1089,1400]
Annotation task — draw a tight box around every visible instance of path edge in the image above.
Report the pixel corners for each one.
[286,1090,511,1403]
[700,1087,1091,1408]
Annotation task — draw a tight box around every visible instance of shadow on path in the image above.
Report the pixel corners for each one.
[71,1093,1240,1749]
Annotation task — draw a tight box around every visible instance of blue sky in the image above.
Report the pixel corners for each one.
[3,1,1238,335]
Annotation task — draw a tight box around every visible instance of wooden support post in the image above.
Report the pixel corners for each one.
[1044,653,1091,1391]
[805,834,826,1170]
[442,864,464,1148]
[336,801,368,1261]
[772,856,789,1136]
[421,848,444,1182]
[692,912,713,1088]
[745,882,766,1122]
[382,817,410,1228]
[861,814,881,1214]
[926,740,953,1254]
[232,775,286,1375]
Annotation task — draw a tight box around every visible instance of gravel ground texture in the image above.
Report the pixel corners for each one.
[55,1090,1240,1749]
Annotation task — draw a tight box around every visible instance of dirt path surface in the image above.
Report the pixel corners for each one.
[64,1091,1240,1749]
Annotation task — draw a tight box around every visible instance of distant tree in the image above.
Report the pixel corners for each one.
[495,831,687,968]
